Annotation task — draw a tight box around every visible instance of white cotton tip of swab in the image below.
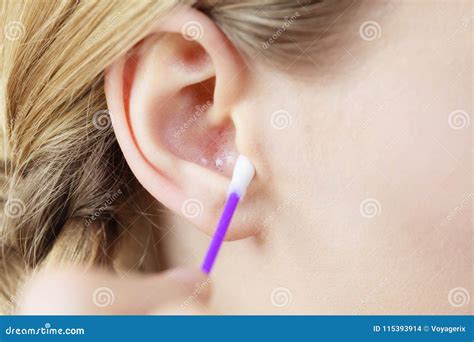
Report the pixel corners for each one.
[227,155,255,199]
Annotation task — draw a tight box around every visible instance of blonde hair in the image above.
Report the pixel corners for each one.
[0,0,354,312]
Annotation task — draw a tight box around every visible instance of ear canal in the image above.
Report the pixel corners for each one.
[164,90,239,177]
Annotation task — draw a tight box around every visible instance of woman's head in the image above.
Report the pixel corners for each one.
[1,0,470,313]
[0,0,355,308]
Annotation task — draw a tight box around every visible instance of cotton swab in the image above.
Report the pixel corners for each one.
[201,155,255,275]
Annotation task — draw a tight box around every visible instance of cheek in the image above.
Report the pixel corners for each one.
[232,74,317,200]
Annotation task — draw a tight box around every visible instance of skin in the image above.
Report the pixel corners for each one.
[164,2,472,314]
[18,1,471,314]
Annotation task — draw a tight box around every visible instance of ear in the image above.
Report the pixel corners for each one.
[104,6,255,240]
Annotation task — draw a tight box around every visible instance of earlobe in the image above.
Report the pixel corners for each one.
[105,6,257,240]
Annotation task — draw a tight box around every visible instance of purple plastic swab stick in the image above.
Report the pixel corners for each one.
[201,155,255,275]
[201,193,239,274]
